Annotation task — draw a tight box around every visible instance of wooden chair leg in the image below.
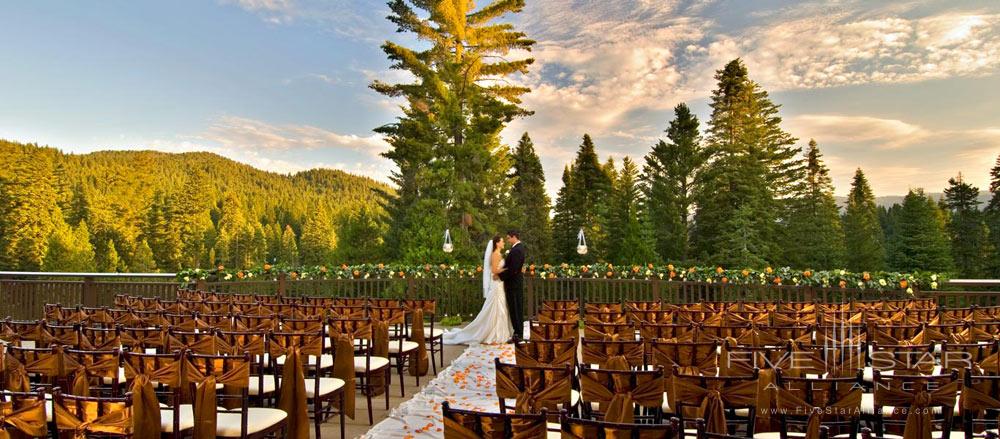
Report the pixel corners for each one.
[340,391,346,439]
[397,357,405,397]
[384,369,390,410]
[314,396,322,439]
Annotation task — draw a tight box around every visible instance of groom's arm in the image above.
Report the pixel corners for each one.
[508,246,525,275]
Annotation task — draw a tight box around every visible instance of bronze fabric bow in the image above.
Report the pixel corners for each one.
[874,380,960,439]
[0,399,47,439]
[580,371,664,423]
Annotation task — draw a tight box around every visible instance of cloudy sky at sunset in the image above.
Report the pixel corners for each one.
[1,0,998,197]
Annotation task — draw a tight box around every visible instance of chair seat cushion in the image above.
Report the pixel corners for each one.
[424,327,445,338]
[249,375,277,396]
[276,354,334,369]
[354,356,390,372]
[217,407,288,437]
[304,377,345,398]
[860,393,945,416]
[388,341,420,354]
[100,366,128,385]
[160,404,195,433]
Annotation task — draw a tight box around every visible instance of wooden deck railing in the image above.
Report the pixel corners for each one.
[2,271,999,320]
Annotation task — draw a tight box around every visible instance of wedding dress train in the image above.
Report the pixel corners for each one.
[442,261,513,345]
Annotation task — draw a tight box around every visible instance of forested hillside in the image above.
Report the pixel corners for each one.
[0,140,389,272]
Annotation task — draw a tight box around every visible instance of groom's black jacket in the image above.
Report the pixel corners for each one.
[499,243,525,283]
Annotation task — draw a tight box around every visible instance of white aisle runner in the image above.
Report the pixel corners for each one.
[363,343,514,439]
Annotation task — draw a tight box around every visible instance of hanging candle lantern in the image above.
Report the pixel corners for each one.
[442,229,454,253]
[576,228,588,255]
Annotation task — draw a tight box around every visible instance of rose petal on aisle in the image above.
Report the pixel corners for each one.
[364,343,515,439]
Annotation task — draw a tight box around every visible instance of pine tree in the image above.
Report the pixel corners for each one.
[986,155,1000,276]
[843,169,886,271]
[714,204,770,268]
[642,103,704,262]
[42,220,96,272]
[783,140,846,268]
[373,0,534,262]
[277,225,299,265]
[509,133,553,262]
[691,59,800,266]
[335,207,386,264]
[145,190,182,270]
[300,208,337,266]
[887,189,953,272]
[0,145,61,270]
[171,171,213,268]
[215,193,254,268]
[130,239,157,272]
[944,174,992,277]
[607,157,657,264]
[98,239,122,272]
[551,135,614,262]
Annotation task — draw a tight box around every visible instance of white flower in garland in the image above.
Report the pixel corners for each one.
[878,279,887,287]
[931,274,938,281]
[931,281,938,289]
[224,273,232,280]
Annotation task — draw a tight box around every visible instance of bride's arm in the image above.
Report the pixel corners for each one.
[491,252,505,275]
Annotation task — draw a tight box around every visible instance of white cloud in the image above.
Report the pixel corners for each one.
[198,115,389,156]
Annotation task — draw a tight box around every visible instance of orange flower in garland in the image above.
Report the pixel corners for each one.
[476,266,483,273]
[899,279,908,289]
[263,263,272,271]
[236,271,245,279]
[632,266,640,273]
[721,276,729,284]
[424,264,431,272]
[217,264,225,271]
[765,266,773,275]
[341,264,348,270]
[715,266,724,275]
[378,263,384,269]
[290,271,299,280]
[669,270,676,279]
[862,272,871,281]
[803,270,812,278]
[548,273,556,279]
[606,271,614,278]
[741,269,750,277]
[773,277,781,285]
[581,266,590,273]
[398,271,405,278]
[352,270,361,278]
[320,266,327,273]
[838,280,847,288]
[667,264,675,271]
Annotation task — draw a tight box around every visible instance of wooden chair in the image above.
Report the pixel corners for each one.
[404,299,444,374]
[218,329,275,406]
[870,370,958,438]
[123,349,193,437]
[369,306,419,397]
[674,368,759,438]
[495,360,577,419]
[578,364,665,423]
[442,401,549,438]
[188,352,291,439]
[963,368,1000,439]
[52,390,135,438]
[764,368,863,439]
[560,410,679,439]
[328,317,390,425]
[0,389,48,438]
[529,321,579,340]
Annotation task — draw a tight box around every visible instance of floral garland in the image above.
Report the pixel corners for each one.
[176,263,944,292]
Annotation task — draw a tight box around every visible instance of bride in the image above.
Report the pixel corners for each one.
[442,235,513,345]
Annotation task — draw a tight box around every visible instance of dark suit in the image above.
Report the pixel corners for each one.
[500,242,525,340]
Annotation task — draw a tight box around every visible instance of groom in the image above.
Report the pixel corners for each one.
[499,229,525,342]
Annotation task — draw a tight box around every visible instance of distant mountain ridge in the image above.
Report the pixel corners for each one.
[835,193,992,208]
[0,140,391,271]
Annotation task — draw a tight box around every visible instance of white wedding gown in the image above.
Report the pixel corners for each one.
[442,260,513,345]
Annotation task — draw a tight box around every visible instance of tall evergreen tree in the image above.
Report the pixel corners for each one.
[509,133,552,262]
[276,225,300,265]
[944,174,992,277]
[642,103,704,262]
[372,0,534,262]
[42,220,96,272]
[0,145,61,270]
[986,155,1000,276]
[691,59,800,266]
[551,135,614,262]
[887,189,953,272]
[130,239,157,273]
[98,239,123,272]
[843,169,886,271]
[145,191,182,270]
[215,193,254,268]
[783,140,845,268]
[300,208,337,266]
[607,157,657,264]
[334,207,385,263]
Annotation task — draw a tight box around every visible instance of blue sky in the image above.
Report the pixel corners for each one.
[1,0,999,198]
